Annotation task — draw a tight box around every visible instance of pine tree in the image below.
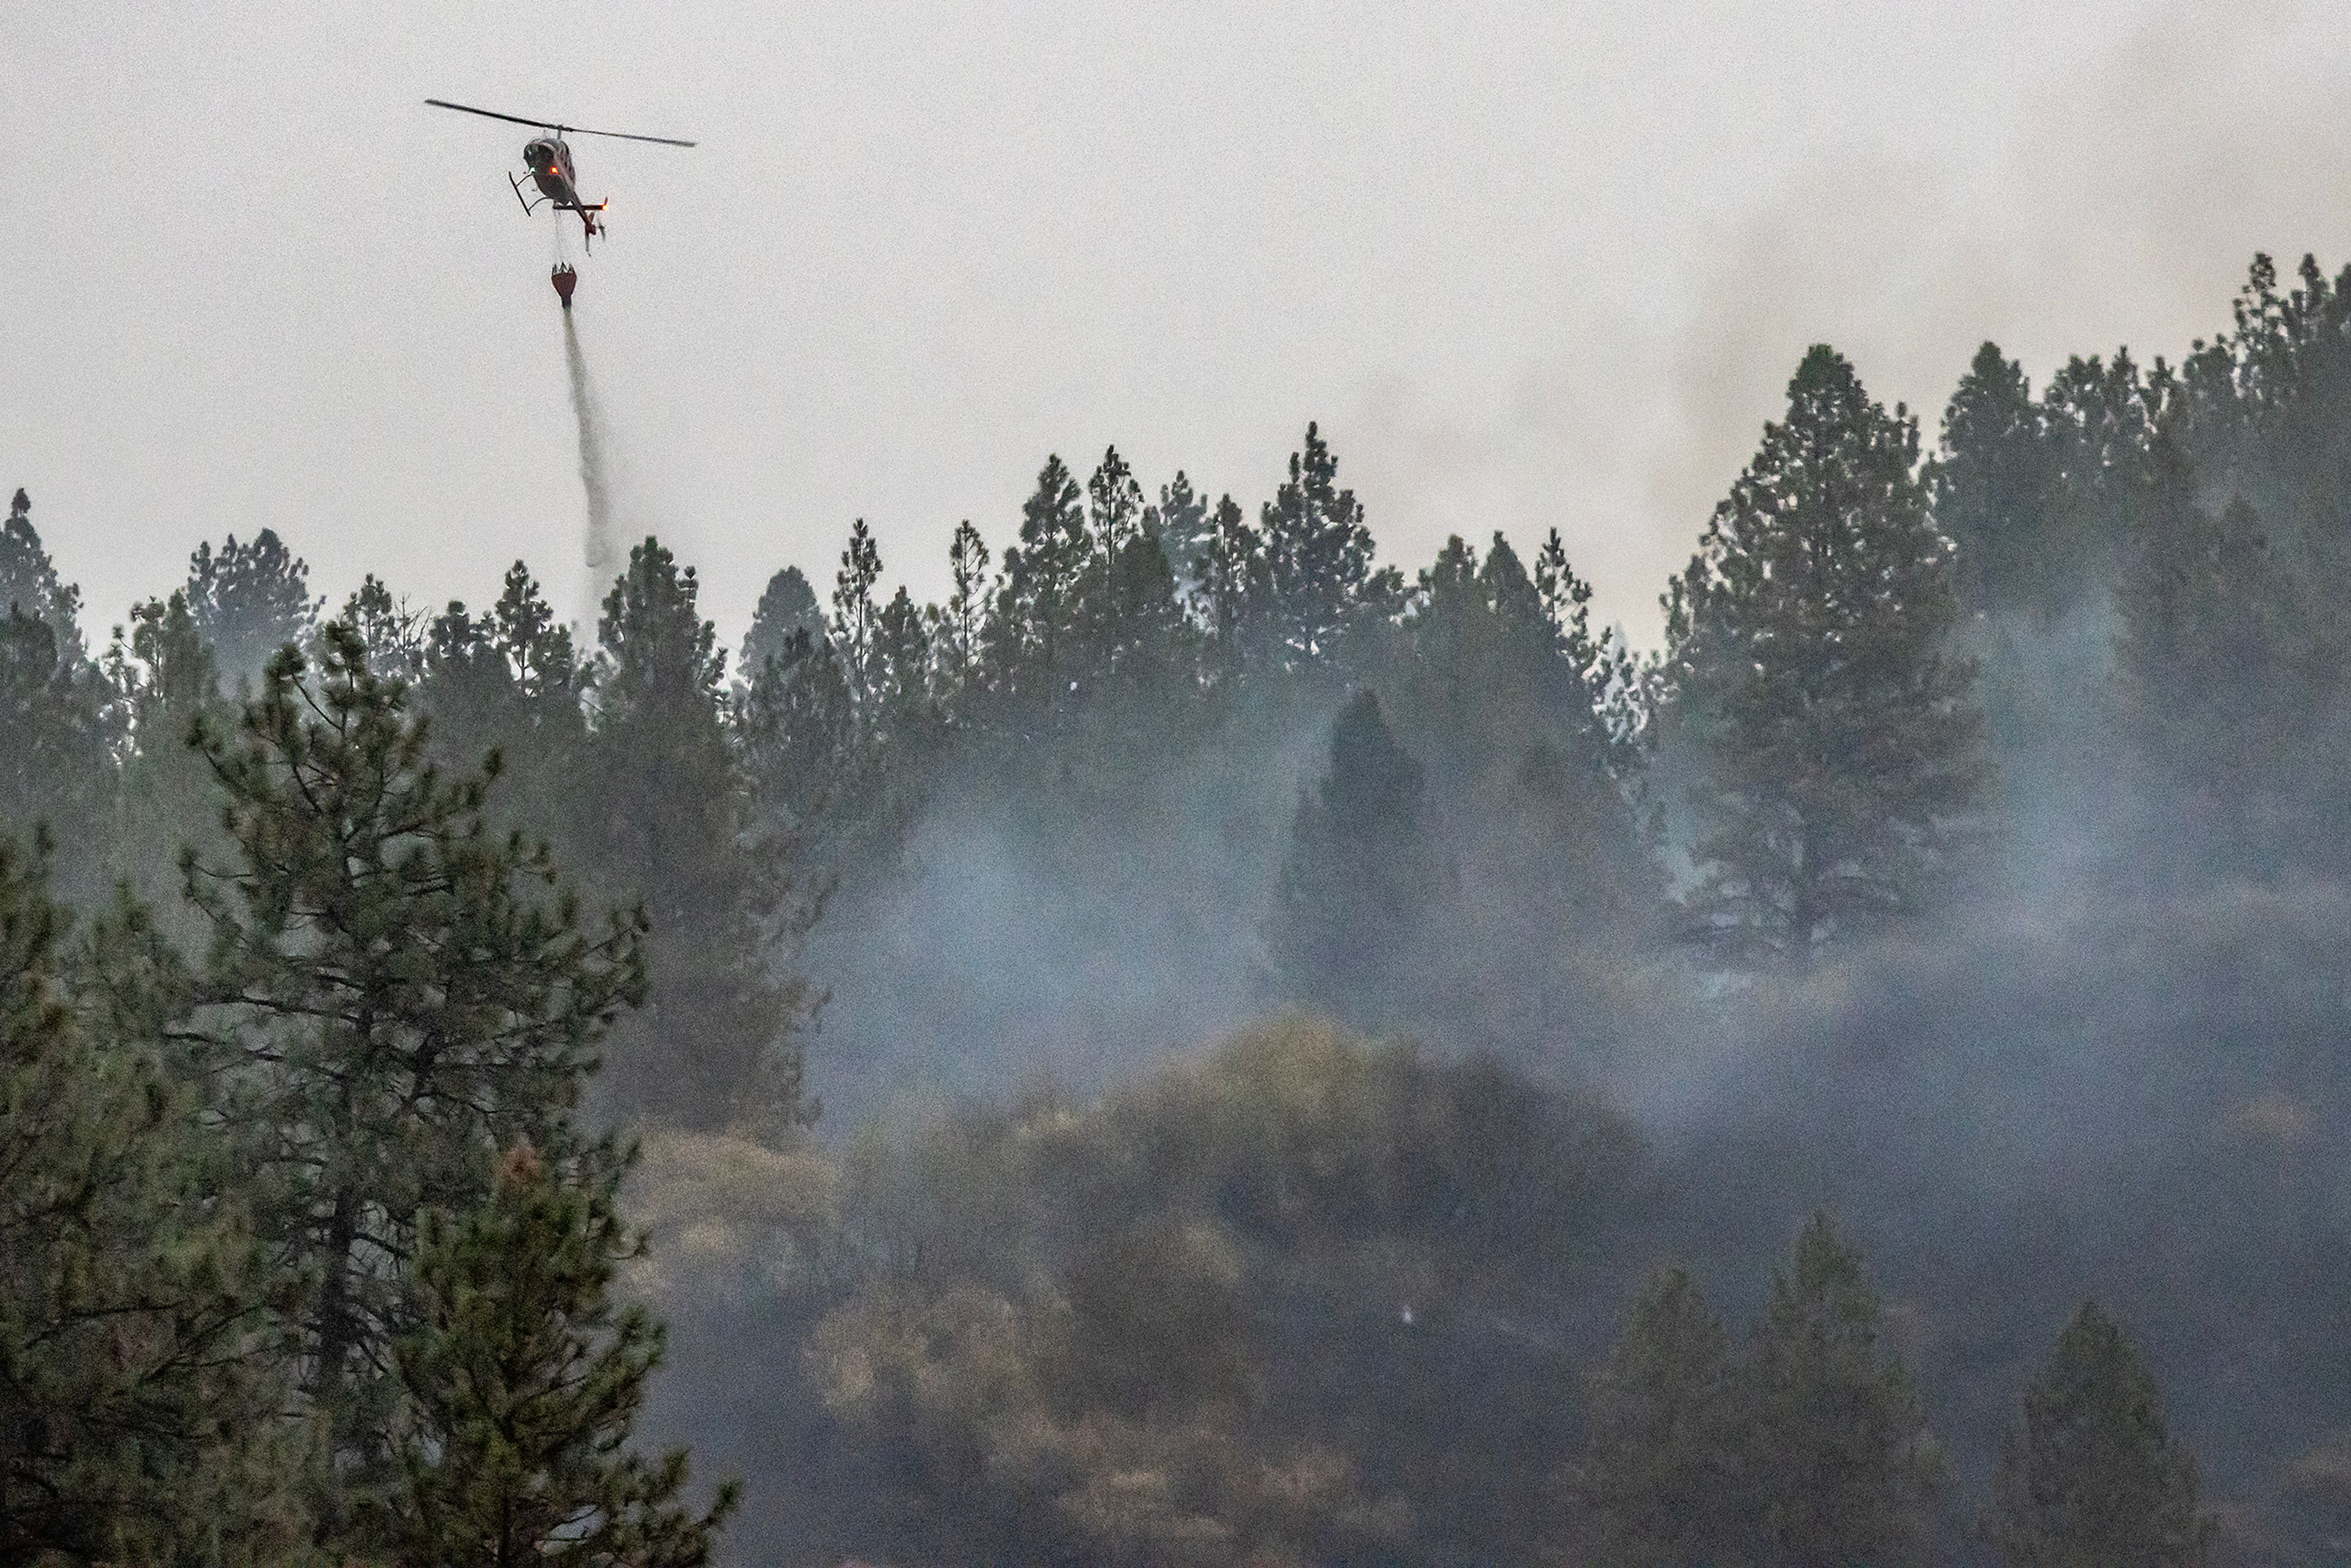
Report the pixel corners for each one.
[830,519,886,711]
[0,607,118,904]
[988,455,1093,710]
[1931,343,2058,621]
[929,520,992,712]
[1663,345,1984,959]
[1534,525,1644,779]
[105,591,227,913]
[871,583,935,754]
[184,623,645,1523]
[2036,350,2153,615]
[418,562,592,837]
[0,836,294,1561]
[0,489,88,663]
[341,572,428,677]
[1569,1266,1748,1567]
[2113,425,2299,843]
[183,528,321,687]
[383,1139,737,1567]
[743,565,823,677]
[1259,423,1393,677]
[1183,489,1267,683]
[1744,1213,1943,1567]
[1264,690,1439,1027]
[590,538,813,1128]
[737,626,853,830]
[1984,1301,2213,1568]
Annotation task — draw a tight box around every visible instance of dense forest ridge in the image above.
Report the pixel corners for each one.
[4,252,2350,1561]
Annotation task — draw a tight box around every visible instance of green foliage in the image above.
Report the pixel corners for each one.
[183,622,643,1515]
[737,623,853,830]
[1265,690,1439,1028]
[0,836,296,1562]
[339,572,427,678]
[0,607,117,904]
[104,591,227,914]
[591,538,813,1129]
[1746,1213,1944,1566]
[1569,1218,1942,1567]
[1985,1300,2213,1568]
[1932,343,2059,623]
[0,490,86,663]
[1666,344,1984,959]
[2113,425,2301,842]
[1258,422,1394,675]
[383,1139,737,1567]
[743,564,822,677]
[801,1017,1639,1567]
[183,528,320,687]
[987,453,1092,708]
[1567,1265,1745,1566]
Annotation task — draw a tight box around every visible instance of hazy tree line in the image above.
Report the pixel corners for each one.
[5,252,2351,1561]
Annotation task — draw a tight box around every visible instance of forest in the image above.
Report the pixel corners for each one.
[6,252,2351,1565]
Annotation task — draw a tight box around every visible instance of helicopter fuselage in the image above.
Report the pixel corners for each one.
[517,136,602,242]
[523,138,583,207]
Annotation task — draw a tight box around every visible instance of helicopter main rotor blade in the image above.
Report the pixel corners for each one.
[425,98,564,132]
[424,98,696,147]
[558,125,697,148]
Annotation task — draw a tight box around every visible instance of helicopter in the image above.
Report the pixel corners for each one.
[425,98,694,250]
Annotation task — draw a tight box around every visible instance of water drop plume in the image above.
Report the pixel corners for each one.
[562,310,617,576]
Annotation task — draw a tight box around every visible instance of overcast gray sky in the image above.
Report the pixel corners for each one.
[6,1,2348,650]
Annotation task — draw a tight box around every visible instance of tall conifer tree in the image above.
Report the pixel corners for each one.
[1265,690,1438,1027]
[383,1139,737,1567]
[185,624,644,1530]
[0,837,293,1561]
[1744,1214,1943,1567]
[1984,1301,2213,1568]
[183,528,321,687]
[1664,345,1983,958]
[590,539,812,1128]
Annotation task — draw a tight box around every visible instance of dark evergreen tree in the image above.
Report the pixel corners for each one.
[1984,1301,2213,1568]
[1569,1266,1748,1567]
[742,564,823,677]
[1744,1214,1943,1567]
[2035,350,2153,614]
[987,454,1093,708]
[1183,489,1266,682]
[1534,525,1645,779]
[870,583,934,754]
[105,591,226,913]
[2113,424,2301,846]
[184,623,644,1531]
[0,837,294,1561]
[1264,690,1438,1027]
[737,626,853,831]
[1932,343,2058,621]
[0,608,117,903]
[340,572,427,677]
[418,561,592,823]
[929,521,992,709]
[383,1139,737,1567]
[590,538,813,1128]
[183,528,320,686]
[0,489,86,662]
[1663,345,1984,959]
[830,518,885,711]
[1258,423,1393,677]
